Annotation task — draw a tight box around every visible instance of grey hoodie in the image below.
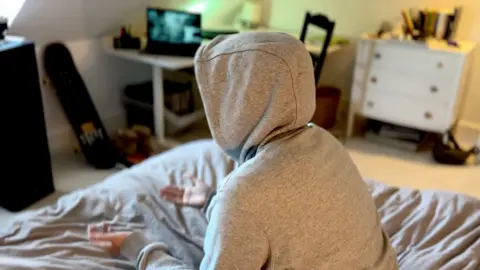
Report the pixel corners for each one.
[121,32,398,269]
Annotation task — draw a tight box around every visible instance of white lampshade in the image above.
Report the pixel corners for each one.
[240,1,262,25]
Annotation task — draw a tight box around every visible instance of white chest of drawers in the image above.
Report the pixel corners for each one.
[347,38,476,137]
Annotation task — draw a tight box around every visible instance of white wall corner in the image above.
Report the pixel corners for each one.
[455,120,480,148]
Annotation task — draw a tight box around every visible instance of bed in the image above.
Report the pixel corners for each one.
[0,140,478,269]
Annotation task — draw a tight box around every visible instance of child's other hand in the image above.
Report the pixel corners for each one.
[160,175,212,208]
[89,231,132,255]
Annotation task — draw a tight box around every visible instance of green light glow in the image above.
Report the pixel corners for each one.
[186,1,208,13]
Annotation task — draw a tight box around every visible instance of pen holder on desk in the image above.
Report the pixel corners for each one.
[113,36,141,49]
[0,17,8,40]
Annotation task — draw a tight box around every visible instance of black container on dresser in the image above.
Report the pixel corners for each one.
[0,39,55,212]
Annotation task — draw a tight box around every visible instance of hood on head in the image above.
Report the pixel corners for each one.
[194,32,316,163]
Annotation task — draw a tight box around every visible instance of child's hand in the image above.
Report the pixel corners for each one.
[160,175,213,208]
[89,231,132,255]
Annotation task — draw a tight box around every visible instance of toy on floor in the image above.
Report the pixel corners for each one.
[433,131,479,165]
[112,125,165,166]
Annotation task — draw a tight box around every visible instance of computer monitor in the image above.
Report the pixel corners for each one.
[146,8,202,57]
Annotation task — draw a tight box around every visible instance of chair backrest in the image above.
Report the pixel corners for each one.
[299,12,335,84]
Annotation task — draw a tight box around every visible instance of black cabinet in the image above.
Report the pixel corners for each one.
[0,40,55,212]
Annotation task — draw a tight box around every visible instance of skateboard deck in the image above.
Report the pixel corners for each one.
[43,42,118,169]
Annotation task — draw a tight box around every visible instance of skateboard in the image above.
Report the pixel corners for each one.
[43,42,118,169]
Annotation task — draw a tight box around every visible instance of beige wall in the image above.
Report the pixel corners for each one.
[267,0,480,125]
[9,0,154,44]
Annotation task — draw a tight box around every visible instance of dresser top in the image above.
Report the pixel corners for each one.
[362,36,476,54]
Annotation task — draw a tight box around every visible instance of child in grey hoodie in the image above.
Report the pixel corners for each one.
[92,32,398,269]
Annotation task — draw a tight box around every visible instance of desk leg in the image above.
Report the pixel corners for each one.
[153,66,165,144]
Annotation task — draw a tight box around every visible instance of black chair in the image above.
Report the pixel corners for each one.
[299,12,335,84]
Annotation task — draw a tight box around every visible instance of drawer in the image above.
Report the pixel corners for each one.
[371,43,462,80]
[362,92,451,132]
[366,68,455,103]
[356,39,374,66]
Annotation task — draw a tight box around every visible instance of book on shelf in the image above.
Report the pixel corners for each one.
[364,120,427,151]
[365,132,419,151]
[407,6,462,40]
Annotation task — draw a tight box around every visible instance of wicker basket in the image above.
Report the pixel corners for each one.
[311,86,341,129]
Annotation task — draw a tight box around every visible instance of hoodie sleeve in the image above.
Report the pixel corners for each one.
[121,192,269,270]
[119,190,218,269]
[200,192,270,269]
[121,232,192,270]
[201,191,216,215]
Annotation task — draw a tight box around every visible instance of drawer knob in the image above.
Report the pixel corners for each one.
[424,112,433,119]
[370,76,377,84]
[437,62,444,69]
[430,86,438,93]
[374,52,381,59]
[367,101,375,108]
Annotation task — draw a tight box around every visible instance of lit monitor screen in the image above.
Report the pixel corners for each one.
[147,8,202,45]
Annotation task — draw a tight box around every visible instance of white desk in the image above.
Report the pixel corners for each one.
[105,45,194,146]
[103,29,344,145]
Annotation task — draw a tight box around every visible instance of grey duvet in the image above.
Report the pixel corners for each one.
[0,140,478,269]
